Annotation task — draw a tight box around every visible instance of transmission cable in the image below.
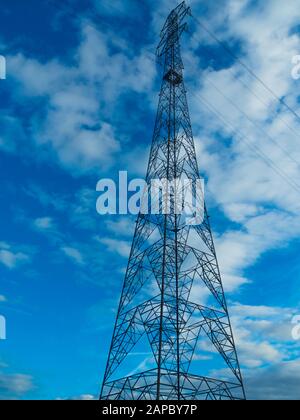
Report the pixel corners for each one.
[192,15,300,125]
[189,31,300,141]
[203,75,300,167]
[189,90,300,196]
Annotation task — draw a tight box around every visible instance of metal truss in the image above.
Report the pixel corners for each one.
[100,1,246,401]
[102,369,244,401]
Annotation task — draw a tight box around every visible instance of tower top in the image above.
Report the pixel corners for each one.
[156,1,191,58]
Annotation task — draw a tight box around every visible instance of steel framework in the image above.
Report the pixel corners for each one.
[100,2,246,401]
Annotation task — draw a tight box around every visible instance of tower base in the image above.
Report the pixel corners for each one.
[101,369,245,400]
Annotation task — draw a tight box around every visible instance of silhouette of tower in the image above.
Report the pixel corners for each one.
[100,2,245,401]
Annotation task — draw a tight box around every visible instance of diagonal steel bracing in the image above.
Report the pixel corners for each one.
[100,1,245,401]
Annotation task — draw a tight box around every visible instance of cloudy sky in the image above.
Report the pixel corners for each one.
[0,0,300,400]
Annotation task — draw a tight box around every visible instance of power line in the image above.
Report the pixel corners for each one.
[189,31,300,141]
[204,75,300,168]
[192,15,300,126]
[129,14,300,154]
[46,0,300,196]
[47,0,300,144]
[144,46,300,197]
[189,90,300,196]
[141,51,300,196]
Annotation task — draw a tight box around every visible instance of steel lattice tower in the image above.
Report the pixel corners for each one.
[100,2,245,401]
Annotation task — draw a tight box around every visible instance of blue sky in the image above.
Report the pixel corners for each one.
[0,0,300,400]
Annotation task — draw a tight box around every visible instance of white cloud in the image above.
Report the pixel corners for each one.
[0,295,6,303]
[0,372,34,399]
[0,250,29,270]
[177,0,300,292]
[229,302,299,369]
[238,340,282,368]
[106,218,135,237]
[40,88,120,172]
[70,394,95,400]
[231,303,281,318]
[0,242,31,270]
[214,211,300,291]
[61,246,85,265]
[2,0,300,400]
[96,236,131,258]
[7,23,156,174]
[33,217,54,230]
[245,360,300,400]
[206,300,299,394]
[57,393,96,400]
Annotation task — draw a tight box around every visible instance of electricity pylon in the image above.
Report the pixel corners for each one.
[100,2,245,400]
